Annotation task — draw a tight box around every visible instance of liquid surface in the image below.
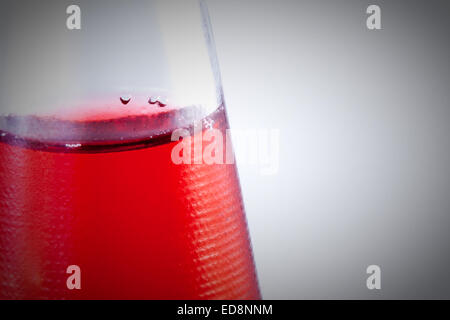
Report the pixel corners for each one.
[0,102,260,299]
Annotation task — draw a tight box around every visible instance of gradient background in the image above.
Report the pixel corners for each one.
[208,0,450,299]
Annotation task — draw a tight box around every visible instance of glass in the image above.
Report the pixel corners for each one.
[0,0,260,299]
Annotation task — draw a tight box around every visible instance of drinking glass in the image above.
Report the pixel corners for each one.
[0,0,260,299]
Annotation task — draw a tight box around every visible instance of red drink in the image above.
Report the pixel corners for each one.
[0,99,260,299]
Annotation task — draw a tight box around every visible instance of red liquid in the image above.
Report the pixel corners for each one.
[0,101,260,299]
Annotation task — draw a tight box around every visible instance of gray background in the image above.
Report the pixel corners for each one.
[208,0,450,299]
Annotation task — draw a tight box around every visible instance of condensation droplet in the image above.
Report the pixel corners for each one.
[120,96,131,105]
[148,96,167,107]
[148,97,158,105]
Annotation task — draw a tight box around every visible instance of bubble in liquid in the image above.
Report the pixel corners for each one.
[65,143,82,149]
[120,96,131,105]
